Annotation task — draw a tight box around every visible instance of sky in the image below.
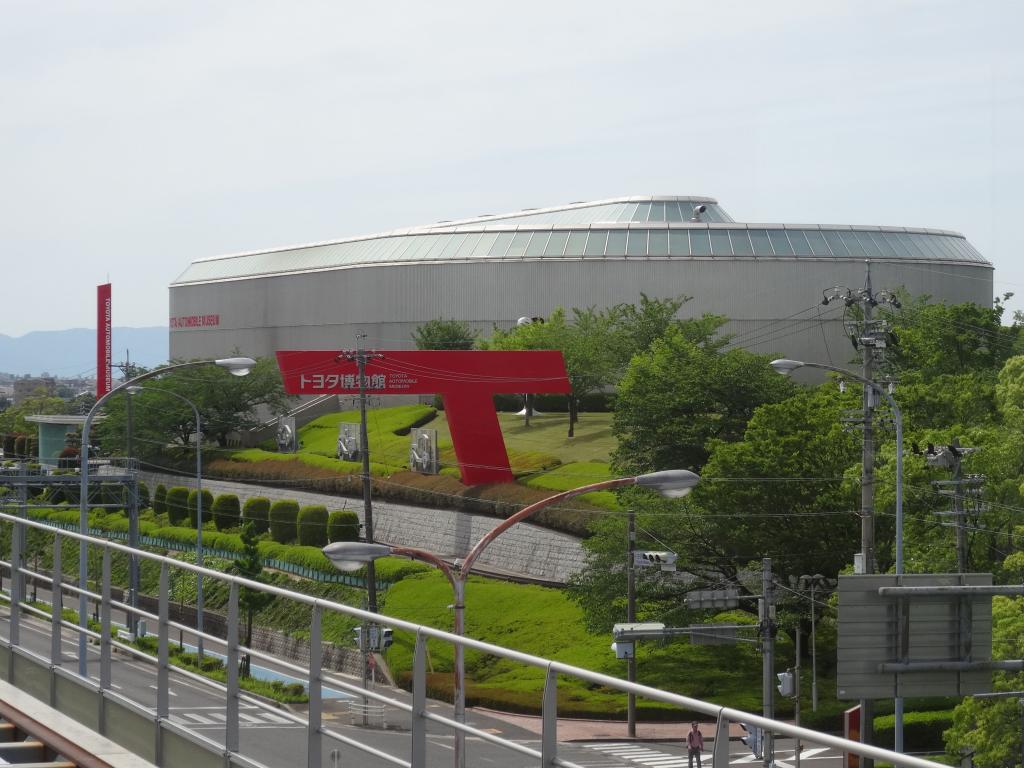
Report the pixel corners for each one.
[3,1,1022,342]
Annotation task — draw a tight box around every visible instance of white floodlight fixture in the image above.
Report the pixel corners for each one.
[215,357,257,377]
[635,469,701,498]
[323,542,392,572]
[770,358,805,376]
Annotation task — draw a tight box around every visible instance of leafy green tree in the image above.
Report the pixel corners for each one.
[612,325,796,473]
[297,505,328,547]
[187,488,214,529]
[165,487,190,526]
[211,494,241,531]
[242,497,271,534]
[486,307,620,436]
[882,295,1019,378]
[229,522,274,678]
[269,500,299,543]
[412,318,478,350]
[0,394,67,436]
[327,510,360,542]
[94,356,291,453]
[944,595,1024,767]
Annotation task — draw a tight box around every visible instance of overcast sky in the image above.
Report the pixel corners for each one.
[3,1,1022,348]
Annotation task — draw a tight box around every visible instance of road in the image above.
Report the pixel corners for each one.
[1,600,845,768]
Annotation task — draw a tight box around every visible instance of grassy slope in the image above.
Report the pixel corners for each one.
[381,570,767,717]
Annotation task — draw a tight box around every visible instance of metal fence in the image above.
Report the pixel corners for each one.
[0,510,947,768]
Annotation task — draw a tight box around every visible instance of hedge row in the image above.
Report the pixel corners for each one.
[157,486,356,546]
[206,461,603,537]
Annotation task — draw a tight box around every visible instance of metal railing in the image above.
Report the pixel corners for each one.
[0,510,947,768]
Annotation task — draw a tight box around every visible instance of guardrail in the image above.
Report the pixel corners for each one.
[0,510,948,768]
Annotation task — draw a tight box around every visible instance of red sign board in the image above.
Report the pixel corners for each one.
[275,350,572,485]
[97,283,112,398]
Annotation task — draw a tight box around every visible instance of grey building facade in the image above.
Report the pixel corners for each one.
[169,196,992,364]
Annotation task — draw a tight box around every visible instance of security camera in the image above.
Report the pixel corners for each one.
[691,204,707,221]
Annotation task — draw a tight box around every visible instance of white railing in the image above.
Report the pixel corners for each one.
[0,511,946,768]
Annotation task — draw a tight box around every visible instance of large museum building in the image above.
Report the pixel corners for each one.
[169,195,992,364]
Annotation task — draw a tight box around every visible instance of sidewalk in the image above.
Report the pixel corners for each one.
[472,707,755,742]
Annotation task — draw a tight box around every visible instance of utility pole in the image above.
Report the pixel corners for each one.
[626,508,637,737]
[920,440,983,573]
[822,262,902,766]
[339,335,384,720]
[761,557,775,768]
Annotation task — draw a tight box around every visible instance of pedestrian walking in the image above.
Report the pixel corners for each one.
[687,721,704,768]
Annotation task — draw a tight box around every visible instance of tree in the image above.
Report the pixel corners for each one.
[881,295,1019,378]
[93,356,291,454]
[0,394,67,436]
[229,522,274,678]
[412,318,478,350]
[944,596,1024,767]
[612,324,796,474]
[570,385,861,630]
[486,307,620,436]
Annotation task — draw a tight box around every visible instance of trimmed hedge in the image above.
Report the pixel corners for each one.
[327,510,361,543]
[187,488,214,528]
[297,505,328,547]
[243,497,270,534]
[269,500,299,544]
[138,481,151,511]
[212,494,241,531]
[165,487,190,526]
[153,484,167,514]
[873,709,954,753]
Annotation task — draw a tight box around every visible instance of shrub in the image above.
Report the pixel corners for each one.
[137,481,151,511]
[187,488,215,528]
[153,484,167,514]
[212,494,242,531]
[243,497,271,534]
[165,487,190,525]
[269,500,299,544]
[297,505,328,547]
[327,510,361,543]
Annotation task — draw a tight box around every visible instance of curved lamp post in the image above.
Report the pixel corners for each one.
[77,357,254,676]
[771,358,904,751]
[126,385,207,659]
[324,468,700,768]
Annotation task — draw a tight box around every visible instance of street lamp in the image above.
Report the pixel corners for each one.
[77,357,254,676]
[126,384,208,659]
[771,358,904,750]
[323,469,700,768]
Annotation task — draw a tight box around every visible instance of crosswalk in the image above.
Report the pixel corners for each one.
[581,743,839,768]
[169,706,302,729]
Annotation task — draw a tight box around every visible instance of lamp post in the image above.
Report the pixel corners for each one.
[126,384,207,658]
[324,469,700,768]
[771,358,904,752]
[77,357,254,677]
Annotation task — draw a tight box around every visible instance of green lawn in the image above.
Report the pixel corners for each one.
[251,406,618,480]
[381,570,766,717]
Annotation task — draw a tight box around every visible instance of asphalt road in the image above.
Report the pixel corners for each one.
[1,599,845,768]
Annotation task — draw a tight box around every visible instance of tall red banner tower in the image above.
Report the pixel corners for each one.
[276,349,572,485]
[96,283,112,398]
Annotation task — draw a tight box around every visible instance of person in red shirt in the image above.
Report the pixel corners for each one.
[687,721,704,768]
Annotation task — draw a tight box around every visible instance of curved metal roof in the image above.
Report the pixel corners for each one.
[172,196,990,286]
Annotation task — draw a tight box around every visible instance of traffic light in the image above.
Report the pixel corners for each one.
[740,722,762,758]
[610,641,634,659]
[776,669,795,698]
[381,628,394,649]
[353,626,364,649]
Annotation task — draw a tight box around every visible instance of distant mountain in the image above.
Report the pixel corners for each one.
[0,327,168,377]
